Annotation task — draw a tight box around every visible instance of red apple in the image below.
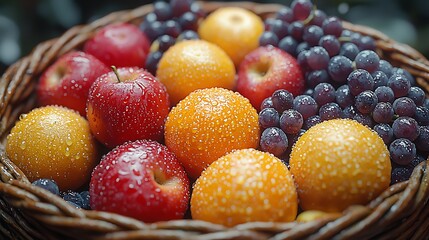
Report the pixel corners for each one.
[236,46,305,110]
[83,23,150,68]
[89,140,190,222]
[37,51,110,116]
[87,67,170,148]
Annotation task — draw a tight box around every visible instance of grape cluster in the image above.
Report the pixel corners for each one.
[32,178,91,209]
[140,0,206,74]
[258,0,428,183]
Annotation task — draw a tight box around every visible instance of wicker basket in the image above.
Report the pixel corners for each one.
[1,1,429,239]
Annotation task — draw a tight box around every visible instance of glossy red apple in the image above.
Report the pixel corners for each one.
[83,23,150,68]
[37,51,110,116]
[236,46,305,110]
[86,67,170,148]
[89,140,190,222]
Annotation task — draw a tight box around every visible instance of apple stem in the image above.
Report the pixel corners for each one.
[111,66,121,83]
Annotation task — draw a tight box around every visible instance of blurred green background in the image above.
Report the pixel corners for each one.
[1,0,429,75]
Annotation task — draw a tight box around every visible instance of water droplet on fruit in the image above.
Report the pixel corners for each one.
[65,147,70,156]
[19,141,26,150]
[66,134,73,146]
[19,114,27,120]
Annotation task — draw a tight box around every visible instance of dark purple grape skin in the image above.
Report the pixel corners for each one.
[145,51,163,75]
[359,36,376,51]
[141,21,165,42]
[425,99,429,109]
[306,70,329,89]
[372,71,389,88]
[179,12,198,31]
[388,74,411,98]
[271,89,294,113]
[293,95,318,120]
[339,42,359,60]
[32,179,60,195]
[313,82,336,106]
[190,2,206,18]
[372,102,394,124]
[261,97,274,110]
[309,9,327,26]
[288,21,305,41]
[157,35,175,52]
[154,1,173,21]
[389,138,416,165]
[303,25,324,46]
[319,102,341,121]
[355,50,380,73]
[287,129,306,148]
[297,50,309,71]
[296,42,310,55]
[170,0,193,17]
[415,106,429,126]
[80,191,91,210]
[393,68,416,87]
[143,12,157,24]
[407,86,426,106]
[353,113,374,128]
[355,90,378,114]
[63,191,84,208]
[393,97,417,117]
[291,0,313,21]
[276,7,294,23]
[259,31,279,47]
[319,35,340,57]
[304,88,314,97]
[280,109,304,134]
[328,55,354,83]
[392,116,420,141]
[178,30,199,41]
[163,20,181,38]
[378,60,394,77]
[307,46,329,70]
[322,17,343,37]
[259,108,280,129]
[265,18,289,39]
[391,164,414,184]
[304,115,322,129]
[347,69,375,96]
[341,105,357,119]
[373,123,394,145]
[374,86,395,103]
[260,127,289,156]
[335,85,354,108]
[279,36,298,56]
[415,126,429,151]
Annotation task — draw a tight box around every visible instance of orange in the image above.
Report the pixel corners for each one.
[6,106,99,191]
[198,7,264,66]
[164,88,259,180]
[289,119,391,212]
[191,148,298,227]
[156,40,235,105]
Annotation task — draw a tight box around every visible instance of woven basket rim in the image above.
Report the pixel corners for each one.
[1,1,429,240]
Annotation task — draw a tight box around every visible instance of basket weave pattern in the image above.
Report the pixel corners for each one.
[0,2,429,239]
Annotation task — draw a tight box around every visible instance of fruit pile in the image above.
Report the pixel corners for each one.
[3,0,428,227]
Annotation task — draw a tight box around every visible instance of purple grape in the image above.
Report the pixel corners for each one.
[265,18,289,39]
[304,88,314,97]
[339,42,359,60]
[272,89,294,113]
[143,12,157,24]
[280,109,304,134]
[319,102,341,121]
[415,126,429,151]
[425,99,429,109]
[141,21,165,42]
[259,108,280,129]
[178,30,199,41]
[373,123,394,145]
[80,191,91,210]
[145,51,163,75]
[393,97,416,117]
[378,60,393,77]
[393,68,415,86]
[407,86,426,106]
[353,113,374,128]
[322,17,343,37]
[157,35,175,52]
[388,74,411,98]
[304,115,322,129]
[313,82,336,106]
[63,191,84,208]
[328,55,354,83]
[303,25,324,46]
[306,70,329,89]
[259,31,279,47]
[347,69,375,96]
[392,116,420,141]
[307,46,329,70]
[415,106,429,126]
[279,36,298,56]
[297,50,310,71]
[341,105,357,119]
[154,1,173,21]
[309,9,327,26]
[389,138,416,165]
[163,20,181,38]
[170,0,193,17]
[288,21,305,41]
[179,12,198,31]
[359,36,376,51]
[260,127,288,157]
[372,71,389,88]
[293,95,318,120]
[276,7,294,23]
[261,97,274,110]
[374,86,395,103]
[355,90,378,114]
[32,179,60,195]
[372,102,394,124]
[287,129,306,147]
[391,164,414,184]
[319,35,340,57]
[335,85,354,108]
[190,2,206,18]
[291,0,313,21]
[355,50,380,73]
